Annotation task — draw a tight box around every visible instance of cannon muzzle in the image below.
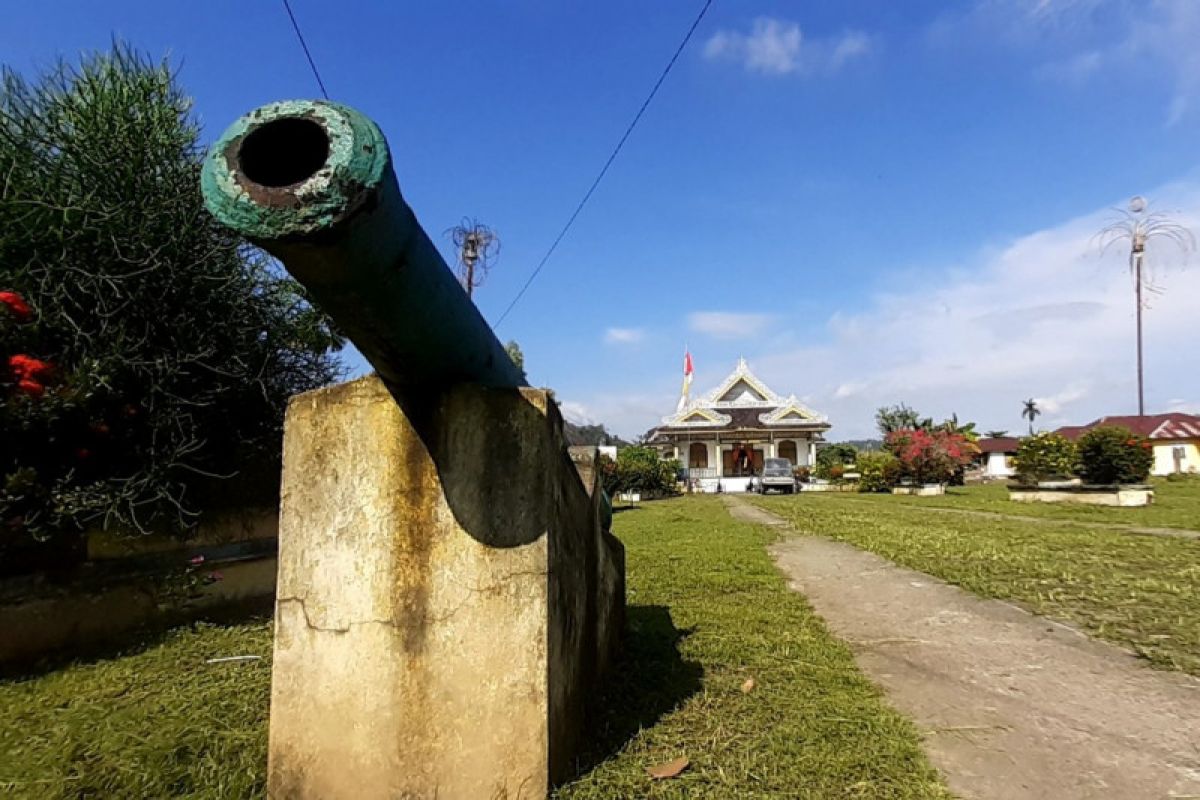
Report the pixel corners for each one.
[200,100,526,402]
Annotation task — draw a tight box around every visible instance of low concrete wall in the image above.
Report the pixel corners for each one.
[892,484,946,497]
[801,482,858,493]
[267,376,624,799]
[0,513,277,666]
[1009,485,1154,507]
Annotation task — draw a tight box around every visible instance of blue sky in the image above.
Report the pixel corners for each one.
[5,0,1200,438]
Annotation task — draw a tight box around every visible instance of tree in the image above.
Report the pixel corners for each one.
[875,403,922,436]
[0,45,342,548]
[937,413,978,442]
[504,340,526,380]
[602,446,679,498]
[984,430,1009,439]
[815,442,857,479]
[1021,399,1041,435]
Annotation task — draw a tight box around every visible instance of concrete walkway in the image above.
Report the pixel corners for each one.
[724,495,1200,800]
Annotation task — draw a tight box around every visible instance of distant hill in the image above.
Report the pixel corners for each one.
[563,420,631,448]
[832,439,883,452]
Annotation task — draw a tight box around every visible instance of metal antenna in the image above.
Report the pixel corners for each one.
[447,218,500,299]
[1095,196,1194,415]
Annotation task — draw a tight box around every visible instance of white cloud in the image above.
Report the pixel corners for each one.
[830,31,873,70]
[558,400,595,426]
[1033,383,1090,415]
[604,327,644,344]
[937,0,1200,123]
[704,18,872,76]
[688,311,775,339]
[560,389,673,440]
[747,182,1200,439]
[834,381,867,399]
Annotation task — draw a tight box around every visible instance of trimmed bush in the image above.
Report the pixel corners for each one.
[1013,433,1078,482]
[1077,426,1154,485]
[856,451,899,493]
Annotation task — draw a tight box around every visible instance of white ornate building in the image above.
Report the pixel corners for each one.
[649,358,831,492]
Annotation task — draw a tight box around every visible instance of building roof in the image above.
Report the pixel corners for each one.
[651,357,830,439]
[977,436,1020,454]
[1055,413,1200,441]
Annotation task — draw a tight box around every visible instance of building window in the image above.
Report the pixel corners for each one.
[689,442,708,469]
[778,440,798,464]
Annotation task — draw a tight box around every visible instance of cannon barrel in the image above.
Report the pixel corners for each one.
[200,100,526,400]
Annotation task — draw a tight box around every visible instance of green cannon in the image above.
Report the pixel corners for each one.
[199,101,624,798]
[200,100,525,404]
[201,98,613,528]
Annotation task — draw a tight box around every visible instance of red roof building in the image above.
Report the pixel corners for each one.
[1054,413,1200,475]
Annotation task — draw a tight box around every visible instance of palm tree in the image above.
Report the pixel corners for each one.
[1021,399,1040,435]
[984,429,1009,439]
[1096,197,1193,415]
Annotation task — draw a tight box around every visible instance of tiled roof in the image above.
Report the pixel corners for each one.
[654,405,828,435]
[1055,413,1200,441]
[977,436,1020,453]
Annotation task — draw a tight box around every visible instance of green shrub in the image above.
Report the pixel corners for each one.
[857,451,899,493]
[815,443,857,480]
[600,446,680,497]
[0,46,342,552]
[1013,433,1078,482]
[1077,426,1154,485]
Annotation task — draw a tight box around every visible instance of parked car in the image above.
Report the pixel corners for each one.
[753,458,798,494]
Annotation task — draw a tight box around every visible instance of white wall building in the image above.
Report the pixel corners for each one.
[649,358,831,493]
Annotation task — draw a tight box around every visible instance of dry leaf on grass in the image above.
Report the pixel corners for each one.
[646,756,690,780]
[741,677,756,693]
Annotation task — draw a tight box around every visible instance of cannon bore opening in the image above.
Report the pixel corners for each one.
[238,117,330,188]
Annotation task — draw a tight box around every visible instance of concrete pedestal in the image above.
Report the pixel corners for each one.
[267,376,624,799]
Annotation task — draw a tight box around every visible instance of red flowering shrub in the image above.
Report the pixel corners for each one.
[0,291,32,321]
[885,428,975,485]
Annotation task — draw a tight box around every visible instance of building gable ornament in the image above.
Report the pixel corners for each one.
[660,403,732,426]
[659,358,828,429]
[759,395,828,426]
[705,356,781,409]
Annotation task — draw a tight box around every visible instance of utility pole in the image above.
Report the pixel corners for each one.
[448,219,499,299]
[1098,196,1193,417]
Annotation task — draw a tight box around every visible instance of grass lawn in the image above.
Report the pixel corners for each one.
[841,477,1200,531]
[753,486,1200,676]
[0,496,950,799]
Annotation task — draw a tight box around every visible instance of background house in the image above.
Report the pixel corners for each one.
[976,436,1020,479]
[650,358,831,493]
[1056,413,1200,476]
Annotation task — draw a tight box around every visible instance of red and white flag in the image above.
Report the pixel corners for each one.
[676,349,694,412]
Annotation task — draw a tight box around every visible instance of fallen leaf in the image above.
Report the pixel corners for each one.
[646,756,689,780]
[741,677,756,694]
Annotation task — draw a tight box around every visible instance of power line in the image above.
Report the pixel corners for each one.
[493,0,715,328]
[281,0,330,100]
